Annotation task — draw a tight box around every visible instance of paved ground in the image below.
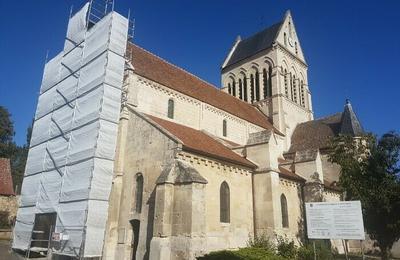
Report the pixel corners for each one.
[0,240,22,260]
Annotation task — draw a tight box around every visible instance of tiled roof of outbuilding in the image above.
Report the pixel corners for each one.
[278,166,305,182]
[0,158,14,196]
[128,43,277,132]
[147,115,256,168]
[288,101,364,153]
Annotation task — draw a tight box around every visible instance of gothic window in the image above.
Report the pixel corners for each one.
[280,194,289,228]
[292,75,297,103]
[167,99,174,119]
[250,74,255,102]
[300,80,305,107]
[135,174,144,213]
[223,119,227,137]
[284,69,289,98]
[284,32,287,46]
[228,83,231,95]
[220,181,230,223]
[243,75,248,102]
[255,71,260,101]
[232,80,236,97]
[263,68,268,99]
[268,66,273,97]
[238,79,243,100]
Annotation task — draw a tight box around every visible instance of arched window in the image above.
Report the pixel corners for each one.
[228,83,231,95]
[238,79,243,100]
[222,119,227,137]
[250,74,255,102]
[135,174,144,213]
[300,80,305,107]
[167,99,174,119]
[243,75,248,102]
[284,32,287,46]
[255,71,260,101]
[220,181,230,223]
[232,80,236,97]
[262,68,268,99]
[268,66,273,97]
[292,75,297,103]
[284,69,289,98]
[280,194,288,228]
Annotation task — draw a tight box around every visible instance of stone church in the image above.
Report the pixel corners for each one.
[102,10,363,260]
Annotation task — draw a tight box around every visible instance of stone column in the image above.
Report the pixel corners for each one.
[259,69,264,101]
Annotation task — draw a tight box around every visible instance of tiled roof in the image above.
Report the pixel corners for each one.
[223,22,282,69]
[278,166,305,182]
[289,101,364,153]
[147,115,256,168]
[288,113,342,152]
[128,43,276,132]
[0,158,14,196]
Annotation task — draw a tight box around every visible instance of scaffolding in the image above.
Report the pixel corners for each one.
[13,1,129,258]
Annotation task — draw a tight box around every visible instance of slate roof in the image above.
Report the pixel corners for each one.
[288,101,363,153]
[223,22,282,69]
[128,43,277,132]
[147,115,256,168]
[0,158,14,196]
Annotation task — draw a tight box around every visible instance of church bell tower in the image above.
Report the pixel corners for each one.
[221,11,313,149]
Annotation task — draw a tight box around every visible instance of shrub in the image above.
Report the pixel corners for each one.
[297,241,335,260]
[247,233,275,252]
[197,247,286,260]
[276,236,297,259]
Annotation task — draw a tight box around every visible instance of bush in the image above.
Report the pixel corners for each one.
[276,236,297,259]
[197,247,286,260]
[297,241,335,260]
[247,233,275,251]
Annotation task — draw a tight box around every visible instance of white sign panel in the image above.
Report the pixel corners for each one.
[305,201,365,240]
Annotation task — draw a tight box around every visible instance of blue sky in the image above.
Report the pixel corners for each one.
[0,0,399,145]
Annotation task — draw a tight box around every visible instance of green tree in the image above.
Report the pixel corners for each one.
[328,132,400,259]
[0,106,15,158]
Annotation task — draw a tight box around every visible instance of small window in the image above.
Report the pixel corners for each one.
[284,32,287,46]
[222,119,227,137]
[295,42,298,55]
[167,99,174,119]
[281,194,289,228]
[220,181,230,223]
[135,174,144,213]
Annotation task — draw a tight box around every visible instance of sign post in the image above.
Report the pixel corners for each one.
[305,201,365,258]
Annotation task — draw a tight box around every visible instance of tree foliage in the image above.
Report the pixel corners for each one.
[328,132,400,259]
[0,105,30,193]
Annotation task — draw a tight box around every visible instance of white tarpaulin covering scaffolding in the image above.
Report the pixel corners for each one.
[12,3,129,257]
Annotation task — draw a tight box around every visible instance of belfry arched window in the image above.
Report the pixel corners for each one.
[292,75,297,103]
[250,74,255,102]
[238,79,243,100]
[228,83,231,95]
[222,119,227,137]
[243,75,248,102]
[135,174,144,213]
[220,181,230,223]
[263,68,268,99]
[300,80,304,107]
[280,194,289,228]
[255,71,260,101]
[232,79,236,97]
[167,99,174,119]
[284,69,289,98]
